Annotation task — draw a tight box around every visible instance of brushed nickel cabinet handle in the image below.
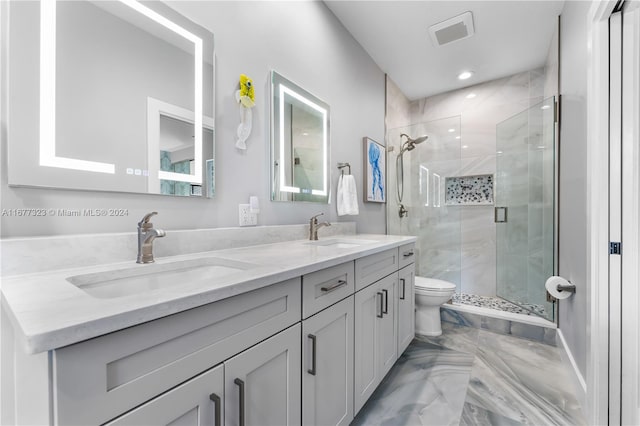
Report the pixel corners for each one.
[234,378,245,426]
[382,289,389,314]
[321,279,347,293]
[403,251,414,258]
[377,292,384,318]
[400,278,406,300]
[308,334,317,375]
[209,393,221,426]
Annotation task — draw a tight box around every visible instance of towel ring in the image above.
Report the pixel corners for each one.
[337,162,351,176]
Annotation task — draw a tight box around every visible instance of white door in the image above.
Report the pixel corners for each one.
[105,364,224,426]
[224,325,301,426]
[397,265,415,355]
[608,4,640,424]
[620,1,640,424]
[302,296,354,426]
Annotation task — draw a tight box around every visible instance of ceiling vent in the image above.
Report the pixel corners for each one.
[428,11,475,47]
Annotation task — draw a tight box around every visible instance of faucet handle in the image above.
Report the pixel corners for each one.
[310,212,324,222]
[139,211,158,227]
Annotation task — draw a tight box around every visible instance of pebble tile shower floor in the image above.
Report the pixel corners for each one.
[352,323,585,426]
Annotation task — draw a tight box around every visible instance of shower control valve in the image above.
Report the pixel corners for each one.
[398,204,408,218]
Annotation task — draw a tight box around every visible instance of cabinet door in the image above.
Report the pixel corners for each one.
[397,264,415,356]
[105,364,224,426]
[302,296,354,426]
[225,324,301,426]
[354,280,382,413]
[377,274,397,379]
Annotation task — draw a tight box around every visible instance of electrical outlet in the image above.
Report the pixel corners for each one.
[239,204,257,227]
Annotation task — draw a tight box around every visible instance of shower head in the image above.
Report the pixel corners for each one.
[399,133,429,154]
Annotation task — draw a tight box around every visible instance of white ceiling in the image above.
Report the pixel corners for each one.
[324,1,565,100]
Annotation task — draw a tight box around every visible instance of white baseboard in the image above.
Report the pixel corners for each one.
[557,329,587,415]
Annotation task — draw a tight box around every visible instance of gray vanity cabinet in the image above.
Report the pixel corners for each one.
[354,273,398,413]
[104,364,224,426]
[302,296,354,426]
[7,241,416,425]
[397,264,416,355]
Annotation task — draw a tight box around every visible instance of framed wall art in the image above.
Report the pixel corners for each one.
[364,137,386,203]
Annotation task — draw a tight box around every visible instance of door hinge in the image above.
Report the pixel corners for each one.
[610,242,622,255]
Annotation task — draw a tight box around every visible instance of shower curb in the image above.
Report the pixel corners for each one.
[440,303,557,346]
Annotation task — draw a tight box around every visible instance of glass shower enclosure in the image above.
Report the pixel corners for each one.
[495,96,556,321]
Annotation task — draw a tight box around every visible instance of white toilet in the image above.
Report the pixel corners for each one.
[414,276,457,336]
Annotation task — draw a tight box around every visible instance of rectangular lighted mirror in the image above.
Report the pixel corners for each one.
[270,71,330,203]
[7,0,215,197]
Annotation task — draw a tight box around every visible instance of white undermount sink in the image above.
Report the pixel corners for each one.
[67,257,258,299]
[305,238,379,249]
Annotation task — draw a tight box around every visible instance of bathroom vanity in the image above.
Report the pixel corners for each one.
[1,234,415,425]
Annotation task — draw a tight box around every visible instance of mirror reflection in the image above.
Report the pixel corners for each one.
[7,0,214,197]
[271,71,330,203]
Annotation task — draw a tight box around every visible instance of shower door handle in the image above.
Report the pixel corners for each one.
[494,207,508,223]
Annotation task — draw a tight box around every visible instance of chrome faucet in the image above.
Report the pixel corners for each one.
[309,213,331,240]
[137,212,166,264]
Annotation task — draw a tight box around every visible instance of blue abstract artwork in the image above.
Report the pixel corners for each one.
[365,137,386,203]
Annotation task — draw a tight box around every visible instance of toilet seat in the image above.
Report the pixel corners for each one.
[414,276,456,292]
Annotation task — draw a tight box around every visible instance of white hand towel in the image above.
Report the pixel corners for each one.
[337,174,359,216]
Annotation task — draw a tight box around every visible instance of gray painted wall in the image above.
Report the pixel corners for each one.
[558,0,590,378]
[0,1,386,237]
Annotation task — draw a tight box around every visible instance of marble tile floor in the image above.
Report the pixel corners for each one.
[452,293,547,318]
[352,323,585,426]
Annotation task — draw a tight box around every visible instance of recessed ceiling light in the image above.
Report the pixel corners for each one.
[458,71,473,80]
[538,145,546,149]
[455,136,461,140]
[466,93,476,99]
[541,105,551,110]
[497,151,503,155]
[462,145,468,149]
[448,128,455,133]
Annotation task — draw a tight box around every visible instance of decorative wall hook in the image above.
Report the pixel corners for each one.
[235,74,255,150]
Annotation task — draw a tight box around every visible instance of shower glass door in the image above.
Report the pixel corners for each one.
[495,97,556,321]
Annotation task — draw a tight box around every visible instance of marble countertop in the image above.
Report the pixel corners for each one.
[1,234,415,354]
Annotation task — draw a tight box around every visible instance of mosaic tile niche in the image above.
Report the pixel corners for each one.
[445,174,494,205]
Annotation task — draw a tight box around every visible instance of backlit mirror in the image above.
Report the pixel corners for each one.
[270,71,330,203]
[7,0,215,197]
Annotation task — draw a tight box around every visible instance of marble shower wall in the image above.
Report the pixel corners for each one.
[387,117,463,287]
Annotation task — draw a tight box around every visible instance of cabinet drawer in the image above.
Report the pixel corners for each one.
[398,243,416,269]
[54,278,301,426]
[355,248,398,291]
[302,261,354,318]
